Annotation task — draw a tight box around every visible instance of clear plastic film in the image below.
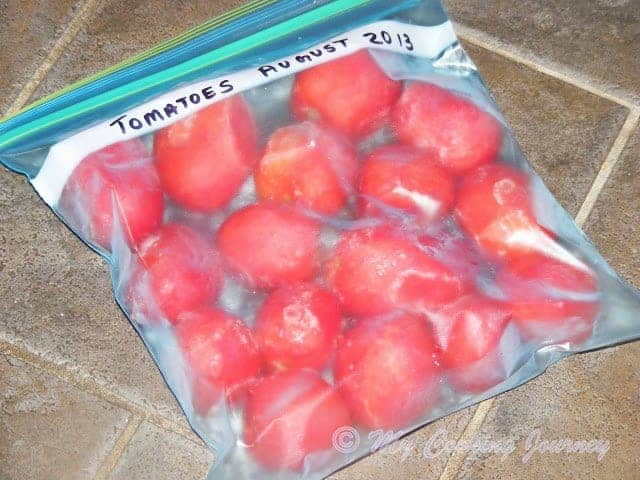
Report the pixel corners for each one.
[0,1,639,478]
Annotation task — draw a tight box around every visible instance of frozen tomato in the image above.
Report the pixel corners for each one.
[505,252,598,293]
[127,223,222,324]
[496,254,600,345]
[255,122,359,214]
[217,204,320,289]
[291,51,402,138]
[357,145,455,222]
[176,307,262,413]
[154,95,257,211]
[334,313,441,430]
[60,139,163,249]
[456,163,564,263]
[392,83,502,173]
[255,282,342,371]
[244,369,351,471]
[431,294,518,393]
[324,227,468,316]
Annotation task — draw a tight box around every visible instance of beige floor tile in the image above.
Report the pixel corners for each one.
[108,421,213,480]
[586,126,640,289]
[0,353,131,480]
[445,0,640,103]
[0,0,80,113]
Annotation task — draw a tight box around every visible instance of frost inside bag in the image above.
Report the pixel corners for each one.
[1,0,639,478]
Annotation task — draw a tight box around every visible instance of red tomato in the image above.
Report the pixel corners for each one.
[505,252,598,293]
[60,139,163,249]
[357,145,455,223]
[431,294,516,393]
[456,163,561,263]
[496,254,600,345]
[127,223,222,324]
[255,282,342,371]
[154,95,257,211]
[217,204,320,289]
[334,313,441,430]
[175,307,262,413]
[292,51,402,138]
[392,83,502,173]
[244,369,351,471]
[324,227,468,316]
[255,122,359,214]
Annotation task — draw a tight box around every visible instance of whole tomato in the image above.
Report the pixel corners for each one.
[292,51,402,138]
[60,139,163,250]
[244,369,351,471]
[456,162,566,263]
[256,122,359,214]
[334,313,441,430]
[255,282,342,371]
[358,145,455,223]
[217,204,320,290]
[324,227,468,316]
[496,253,600,345]
[154,95,257,211]
[392,82,502,173]
[126,223,221,324]
[176,307,262,413]
[432,293,517,393]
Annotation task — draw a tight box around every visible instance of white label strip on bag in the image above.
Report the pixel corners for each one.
[32,20,457,206]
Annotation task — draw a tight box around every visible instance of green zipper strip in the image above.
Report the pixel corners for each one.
[6,0,277,122]
[0,0,370,151]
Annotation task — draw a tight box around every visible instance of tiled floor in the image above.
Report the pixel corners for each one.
[0,1,639,479]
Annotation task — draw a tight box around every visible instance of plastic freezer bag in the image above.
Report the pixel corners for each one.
[1,0,639,478]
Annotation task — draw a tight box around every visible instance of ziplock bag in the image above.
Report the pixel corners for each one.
[1,0,639,478]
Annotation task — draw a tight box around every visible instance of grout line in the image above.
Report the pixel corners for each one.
[438,399,495,480]
[453,22,637,111]
[0,341,199,444]
[4,0,102,116]
[93,414,144,480]
[437,107,639,480]
[574,109,640,227]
